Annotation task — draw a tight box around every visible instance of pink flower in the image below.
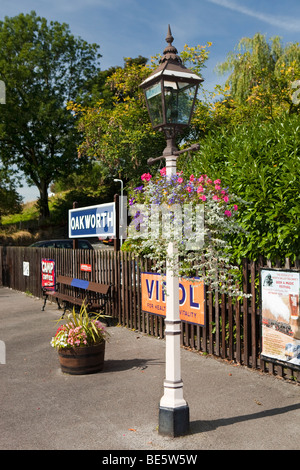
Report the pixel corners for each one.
[213,195,219,201]
[207,178,212,183]
[200,195,206,201]
[93,320,105,331]
[160,167,166,176]
[197,185,203,193]
[141,173,152,182]
[223,195,229,203]
[187,186,192,193]
[224,210,232,217]
[233,204,238,211]
[215,184,221,190]
[198,176,204,183]
[189,174,195,182]
[177,177,183,184]
[214,179,221,185]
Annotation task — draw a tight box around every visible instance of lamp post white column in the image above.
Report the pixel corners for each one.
[140,26,203,437]
[158,148,189,437]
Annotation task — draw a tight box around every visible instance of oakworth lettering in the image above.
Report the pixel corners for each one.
[70,212,113,231]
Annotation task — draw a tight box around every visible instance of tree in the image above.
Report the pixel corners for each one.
[0,11,101,219]
[69,43,211,187]
[69,57,166,186]
[215,33,300,121]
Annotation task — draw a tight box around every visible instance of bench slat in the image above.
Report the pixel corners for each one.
[56,275,73,286]
[56,275,110,293]
[87,281,110,295]
[71,278,89,289]
[47,291,84,305]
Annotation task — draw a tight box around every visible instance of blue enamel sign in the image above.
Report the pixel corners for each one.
[68,203,115,238]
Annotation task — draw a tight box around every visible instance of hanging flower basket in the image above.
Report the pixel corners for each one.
[127,169,246,296]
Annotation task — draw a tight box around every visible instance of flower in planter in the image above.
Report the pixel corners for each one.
[51,301,109,350]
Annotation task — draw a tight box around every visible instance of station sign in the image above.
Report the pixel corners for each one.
[68,203,115,239]
[141,272,205,326]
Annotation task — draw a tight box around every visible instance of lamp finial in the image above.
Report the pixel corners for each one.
[161,25,182,64]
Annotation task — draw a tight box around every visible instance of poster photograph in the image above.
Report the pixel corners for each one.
[261,268,300,370]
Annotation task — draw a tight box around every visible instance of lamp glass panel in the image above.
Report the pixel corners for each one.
[164,81,197,125]
[145,83,163,127]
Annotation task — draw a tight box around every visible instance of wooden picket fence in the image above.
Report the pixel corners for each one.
[0,245,299,382]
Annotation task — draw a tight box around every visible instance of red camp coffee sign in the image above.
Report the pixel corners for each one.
[41,259,55,290]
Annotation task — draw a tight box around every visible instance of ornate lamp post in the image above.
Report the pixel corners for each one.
[140,25,203,437]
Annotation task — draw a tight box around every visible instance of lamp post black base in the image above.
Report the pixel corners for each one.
[159,404,190,437]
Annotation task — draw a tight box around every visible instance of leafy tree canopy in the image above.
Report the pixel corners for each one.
[213,33,300,125]
[69,42,212,187]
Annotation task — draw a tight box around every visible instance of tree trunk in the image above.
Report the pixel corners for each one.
[38,181,50,220]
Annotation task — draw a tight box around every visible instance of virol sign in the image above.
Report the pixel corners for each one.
[141,272,205,326]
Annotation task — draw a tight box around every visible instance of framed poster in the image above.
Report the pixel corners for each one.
[261,268,300,370]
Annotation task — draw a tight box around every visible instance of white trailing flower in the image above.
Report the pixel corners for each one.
[127,170,248,296]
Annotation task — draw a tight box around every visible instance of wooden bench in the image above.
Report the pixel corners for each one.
[41,275,112,317]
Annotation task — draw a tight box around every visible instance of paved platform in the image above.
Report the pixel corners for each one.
[0,286,299,451]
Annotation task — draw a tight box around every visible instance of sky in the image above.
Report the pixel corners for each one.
[1,0,300,202]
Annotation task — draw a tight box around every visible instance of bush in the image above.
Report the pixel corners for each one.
[187,114,300,262]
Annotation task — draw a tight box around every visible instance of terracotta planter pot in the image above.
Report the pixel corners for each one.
[58,341,105,375]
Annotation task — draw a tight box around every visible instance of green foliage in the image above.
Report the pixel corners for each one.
[70,42,212,187]
[187,113,300,262]
[69,90,166,186]
[215,33,300,117]
[0,167,22,221]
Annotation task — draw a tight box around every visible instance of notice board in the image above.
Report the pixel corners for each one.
[141,272,205,326]
[261,268,300,370]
